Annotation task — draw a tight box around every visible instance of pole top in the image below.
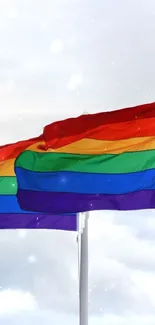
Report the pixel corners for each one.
[83,111,89,115]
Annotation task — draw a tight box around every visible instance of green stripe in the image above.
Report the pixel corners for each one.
[15,149,155,174]
[0,177,17,194]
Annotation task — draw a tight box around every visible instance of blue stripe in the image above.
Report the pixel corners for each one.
[0,195,35,213]
[15,166,155,195]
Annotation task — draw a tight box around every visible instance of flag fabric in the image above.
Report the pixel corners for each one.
[43,102,155,150]
[0,136,77,230]
[15,102,155,214]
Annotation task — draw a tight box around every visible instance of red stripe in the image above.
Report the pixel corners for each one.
[0,134,43,160]
[87,117,155,140]
[43,103,155,148]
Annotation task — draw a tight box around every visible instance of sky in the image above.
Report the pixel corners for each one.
[0,0,155,324]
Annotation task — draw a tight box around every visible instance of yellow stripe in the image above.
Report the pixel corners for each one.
[26,137,155,154]
[0,159,15,176]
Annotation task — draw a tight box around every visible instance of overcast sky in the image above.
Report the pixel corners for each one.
[0,0,155,324]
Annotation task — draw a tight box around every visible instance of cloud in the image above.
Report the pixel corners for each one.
[67,73,82,91]
[0,0,154,115]
[0,203,154,319]
[50,39,64,53]
[6,9,18,20]
[0,289,36,314]
[0,228,78,314]
[0,79,15,94]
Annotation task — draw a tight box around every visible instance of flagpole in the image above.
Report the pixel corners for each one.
[79,212,89,325]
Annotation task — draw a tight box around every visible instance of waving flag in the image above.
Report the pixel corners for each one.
[15,102,155,214]
[0,136,77,230]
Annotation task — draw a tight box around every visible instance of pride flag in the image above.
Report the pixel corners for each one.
[15,102,155,214]
[0,136,77,230]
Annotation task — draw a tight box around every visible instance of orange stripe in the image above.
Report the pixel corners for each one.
[0,159,15,176]
[55,137,155,154]
[26,136,155,155]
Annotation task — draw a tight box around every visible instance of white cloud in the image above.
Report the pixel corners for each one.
[50,39,64,53]
[23,59,45,74]
[18,230,27,238]
[0,0,154,115]
[6,9,18,19]
[0,79,15,94]
[67,73,82,90]
[131,271,155,306]
[0,290,37,314]
[28,255,37,264]
[90,315,155,325]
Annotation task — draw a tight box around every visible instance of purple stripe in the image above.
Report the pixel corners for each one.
[17,189,155,213]
[0,213,77,230]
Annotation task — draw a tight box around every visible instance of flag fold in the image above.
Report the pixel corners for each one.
[15,102,155,213]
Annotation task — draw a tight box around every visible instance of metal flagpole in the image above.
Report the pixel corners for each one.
[79,212,89,325]
[78,111,89,325]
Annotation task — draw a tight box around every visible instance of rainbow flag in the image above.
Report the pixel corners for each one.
[0,136,77,230]
[15,102,155,214]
